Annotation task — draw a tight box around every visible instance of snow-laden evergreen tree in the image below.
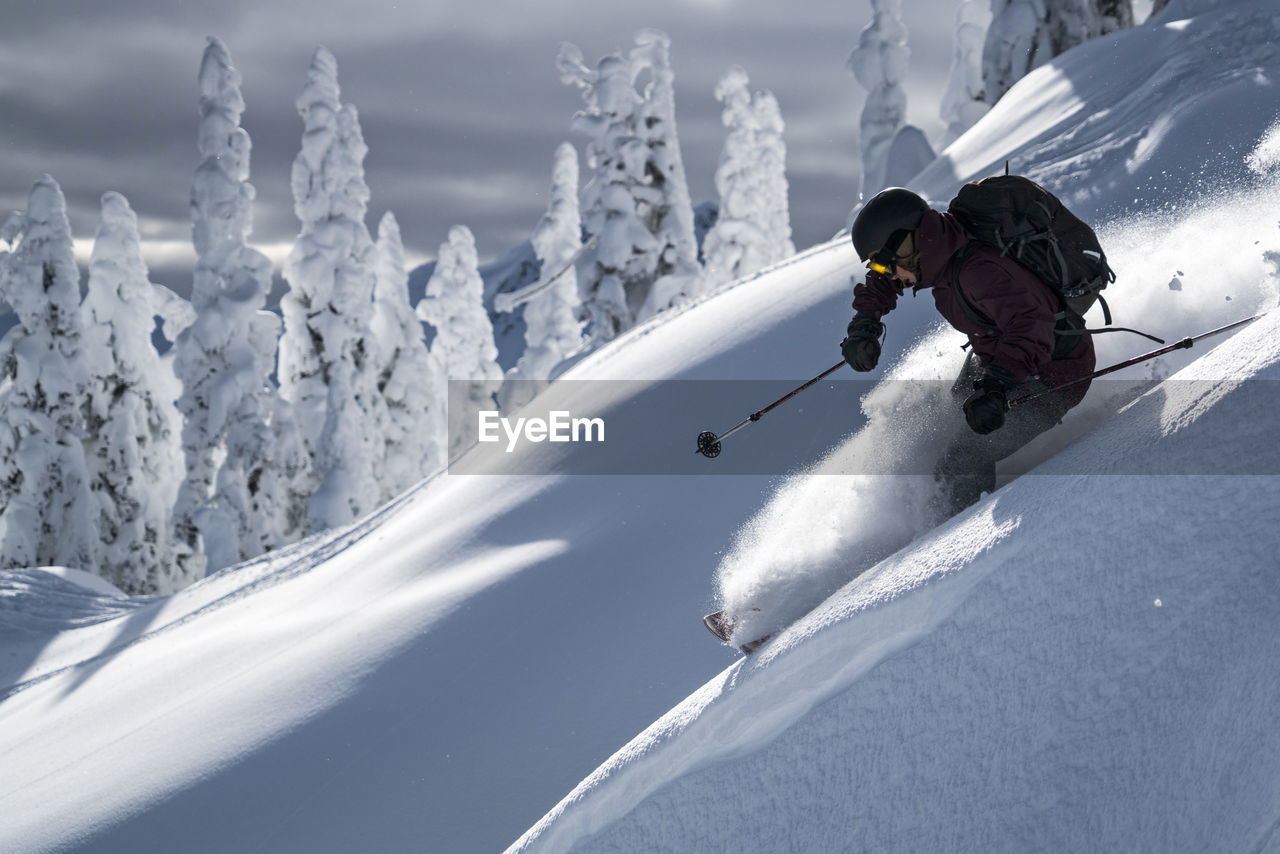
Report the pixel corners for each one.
[847,0,910,198]
[983,0,1134,104]
[81,192,189,594]
[371,211,446,496]
[1095,0,1135,31]
[414,225,502,460]
[0,176,98,573]
[150,282,197,343]
[279,46,386,530]
[173,37,299,575]
[246,312,311,550]
[558,29,700,343]
[497,142,586,412]
[701,66,795,289]
[630,31,702,320]
[940,0,992,147]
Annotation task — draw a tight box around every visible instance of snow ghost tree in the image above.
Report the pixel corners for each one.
[371,211,447,496]
[81,192,189,594]
[848,0,911,198]
[558,29,700,343]
[0,176,99,573]
[701,66,795,289]
[497,142,586,412]
[940,0,992,147]
[415,225,502,461]
[173,37,299,575]
[983,0,1135,105]
[279,46,386,531]
[630,32,702,319]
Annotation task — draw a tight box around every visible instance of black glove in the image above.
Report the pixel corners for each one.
[841,313,885,372]
[963,368,1015,435]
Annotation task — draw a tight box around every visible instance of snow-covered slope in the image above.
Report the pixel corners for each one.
[0,237,865,854]
[513,306,1280,853]
[510,1,1280,849]
[914,0,1280,216]
[1,1,1278,853]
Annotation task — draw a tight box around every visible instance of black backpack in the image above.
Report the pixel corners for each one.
[945,174,1160,348]
[948,174,1114,319]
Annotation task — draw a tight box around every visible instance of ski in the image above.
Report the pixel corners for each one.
[702,609,772,654]
[703,609,733,641]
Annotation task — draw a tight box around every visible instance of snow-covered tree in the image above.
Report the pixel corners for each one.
[150,282,197,342]
[371,211,446,496]
[848,0,911,197]
[80,192,188,594]
[497,142,586,412]
[279,46,386,531]
[0,176,98,573]
[630,31,702,319]
[701,66,795,289]
[559,29,700,343]
[415,225,502,460]
[940,0,992,147]
[983,0,1135,104]
[1095,0,1136,31]
[246,313,311,550]
[173,37,297,575]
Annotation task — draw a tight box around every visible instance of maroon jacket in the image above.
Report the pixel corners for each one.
[853,209,1095,398]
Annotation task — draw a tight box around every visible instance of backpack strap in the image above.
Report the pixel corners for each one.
[949,244,1000,337]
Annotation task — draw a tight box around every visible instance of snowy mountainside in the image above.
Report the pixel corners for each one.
[0,2,1277,853]
[701,0,1280,657]
[512,308,1280,853]
[0,234,863,854]
[511,1,1280,850]
[913,0,1280,217]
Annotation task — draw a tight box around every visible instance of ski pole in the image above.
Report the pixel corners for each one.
[1009,310,1270,409]
[696,360,847,458]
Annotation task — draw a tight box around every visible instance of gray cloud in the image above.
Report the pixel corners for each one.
[0,0,961,300]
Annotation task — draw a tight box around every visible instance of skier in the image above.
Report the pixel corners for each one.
[841,187,1097,514]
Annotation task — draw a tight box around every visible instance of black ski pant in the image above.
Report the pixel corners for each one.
[934,352,1079,517]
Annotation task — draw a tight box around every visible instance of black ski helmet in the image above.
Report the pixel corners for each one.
[850,188,930,262]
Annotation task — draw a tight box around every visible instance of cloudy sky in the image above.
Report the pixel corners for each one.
[0,0,966,300]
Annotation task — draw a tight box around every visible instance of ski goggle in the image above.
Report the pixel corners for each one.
[866,230,920,277]
[867,255,896,276]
